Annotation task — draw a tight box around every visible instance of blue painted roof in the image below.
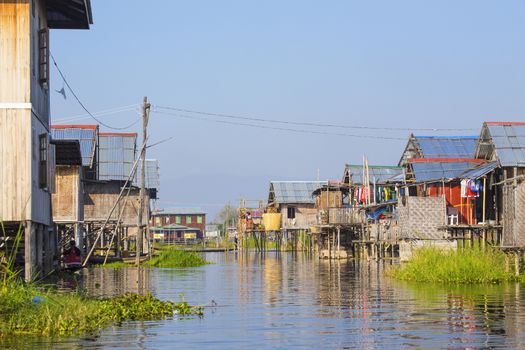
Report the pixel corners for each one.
[344,165,403,185]
[269,181,326,204]
[461,162,498,179]
[411,161,482,182]
[487,123,525,167]
[51,126,97,167]
[415,135,478,158]
[98,133,137,181]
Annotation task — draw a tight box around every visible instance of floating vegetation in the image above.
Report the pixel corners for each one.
[0,223,203,338]
[0,282,203,337]
[146,249,209,268]
[388,247,523,284]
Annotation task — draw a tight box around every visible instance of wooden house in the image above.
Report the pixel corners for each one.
[475,122,525,247]
[267,181,326,248]
[0,0,92,279]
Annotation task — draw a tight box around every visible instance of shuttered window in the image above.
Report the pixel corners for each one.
[39,134,48,189]
[38,29,49,88]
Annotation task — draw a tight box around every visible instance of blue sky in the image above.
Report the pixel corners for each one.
[50,0,525,219]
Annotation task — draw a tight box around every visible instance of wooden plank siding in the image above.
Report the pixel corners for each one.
[83,181,148,226]
[0,0,51,225]
[0,109,32,221]
[0,0,30,104]
[280,205,318,230]
[52,165,82,222]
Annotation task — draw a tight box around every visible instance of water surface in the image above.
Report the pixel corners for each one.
[4,252,525,349]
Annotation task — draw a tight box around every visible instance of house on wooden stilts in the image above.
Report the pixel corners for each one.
[0,0,92,280]
[267,181,326,251]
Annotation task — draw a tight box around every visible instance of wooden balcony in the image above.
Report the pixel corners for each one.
[327,208,365,225]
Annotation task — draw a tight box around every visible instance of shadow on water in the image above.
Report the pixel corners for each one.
[3,252,525,349]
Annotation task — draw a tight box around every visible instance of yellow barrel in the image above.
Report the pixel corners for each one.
[263,213,281,231]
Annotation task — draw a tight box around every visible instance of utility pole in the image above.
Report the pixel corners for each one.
[136,96,150,266]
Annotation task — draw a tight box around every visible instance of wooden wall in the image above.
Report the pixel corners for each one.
[0,109,32,221]
[315,191,342,210]
[52,165,82,222]
[0,0,51,225]
[0,0,30,104]
[280,204,317,230]
[83,181,148,226]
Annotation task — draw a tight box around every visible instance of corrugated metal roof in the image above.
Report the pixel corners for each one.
[345,165,403,185]
[151,224,200,231]
[486,123,525,167]
[410,159,483,182]
[98,133,137,181]
[153,208,206,215]
[416,135,478,158]
[51,125,98,167]
[134,159,160,189]
[269,181,326,204]
[461,162,498,179]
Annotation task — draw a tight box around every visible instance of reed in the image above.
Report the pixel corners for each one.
[388,247,519,284]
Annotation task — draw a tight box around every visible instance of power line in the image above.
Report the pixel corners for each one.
[53,104,140,123]
[50,53,140,130]
[153,110,407,140]
[155,105,478,132]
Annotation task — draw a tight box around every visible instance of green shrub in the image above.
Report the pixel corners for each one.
[388,247,518,284]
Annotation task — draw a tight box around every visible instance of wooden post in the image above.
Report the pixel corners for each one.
[36,224,43,275]
[337,226,340,257]
[515,252,520,277]
[136,96,150,266]
[482,176,487,224]
[25,221,37,281]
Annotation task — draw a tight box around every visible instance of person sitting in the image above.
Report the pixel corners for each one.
[63,240,82,266]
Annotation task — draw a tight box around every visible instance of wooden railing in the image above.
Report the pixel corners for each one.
[326,208,364,225]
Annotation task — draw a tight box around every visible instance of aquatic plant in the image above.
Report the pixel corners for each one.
[0,222,24,287]
[388,247,520,284]
[146,249,209,268]
[0,281,203,337]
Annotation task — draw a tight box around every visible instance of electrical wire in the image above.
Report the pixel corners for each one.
[155,105,478,132]
[153,110,407,140]
[50,53,140,130]
[53,104,140,123]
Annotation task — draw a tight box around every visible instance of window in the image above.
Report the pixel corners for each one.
[197,216,203,224]
[38,29,49,89]
[39,134,48,189]
[287,207,296,219]
[186,216,192,224]
[176,216,181,224]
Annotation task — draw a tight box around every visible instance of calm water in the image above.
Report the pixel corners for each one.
[4,252,525,349]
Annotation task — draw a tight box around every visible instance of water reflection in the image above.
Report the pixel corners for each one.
[4,252,525,349]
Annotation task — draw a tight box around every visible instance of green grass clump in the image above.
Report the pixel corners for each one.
[388,247,519,284]
[0,282,203,337]
[146,250,209,268]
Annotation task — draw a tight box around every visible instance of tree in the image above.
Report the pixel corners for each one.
[215,203,237,236]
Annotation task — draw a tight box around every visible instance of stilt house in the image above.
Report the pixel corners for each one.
[0,0,92,279]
